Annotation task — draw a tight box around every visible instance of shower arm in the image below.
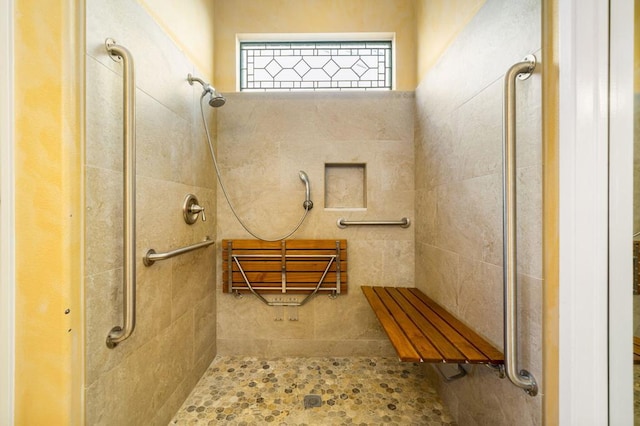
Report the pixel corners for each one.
[187,74,208,91]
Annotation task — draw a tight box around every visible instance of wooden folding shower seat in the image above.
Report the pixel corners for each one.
[222,239,347,306]
[361,286,504,366]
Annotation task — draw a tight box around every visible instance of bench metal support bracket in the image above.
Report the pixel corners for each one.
[434,363,468,382]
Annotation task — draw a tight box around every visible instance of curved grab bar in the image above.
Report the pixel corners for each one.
[502,54,537,396]
[105,39,136,349]
[143,238,215,266]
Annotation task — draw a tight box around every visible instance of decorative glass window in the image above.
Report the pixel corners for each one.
[239,40,392,91]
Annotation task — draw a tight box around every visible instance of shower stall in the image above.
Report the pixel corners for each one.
[84,0,542,424]
[85,2,218,423]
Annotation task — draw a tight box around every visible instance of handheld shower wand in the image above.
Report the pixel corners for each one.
[299,171,313,210]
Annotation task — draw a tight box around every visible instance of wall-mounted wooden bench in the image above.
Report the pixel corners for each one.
[362,286,504,365]
[223,239,347,306]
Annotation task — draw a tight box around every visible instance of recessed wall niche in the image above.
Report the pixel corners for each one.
[324,163,367,209]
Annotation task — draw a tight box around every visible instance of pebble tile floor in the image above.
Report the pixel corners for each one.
[171,356,456,425]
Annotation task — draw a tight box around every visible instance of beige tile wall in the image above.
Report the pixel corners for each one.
[84,1,217,424]
[415,0,543,424]
[215,91,415,357]
[83,1,546,423]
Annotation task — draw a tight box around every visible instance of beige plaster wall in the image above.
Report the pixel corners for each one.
[13,0,83,423]
[213,0,417,91]
[414,0,486,80]
[414,0,543,424]
[215,91,415,357]
[137,0,216,81]
[84,1,217,424]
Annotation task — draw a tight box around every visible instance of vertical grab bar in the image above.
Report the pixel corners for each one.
[105,39,136,349]
[502,54,538,396]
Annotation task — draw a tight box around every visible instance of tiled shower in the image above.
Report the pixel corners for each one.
[84,0,542,424]
[415,0,542,424]
[85,1,217,423]
[214,91,415,357]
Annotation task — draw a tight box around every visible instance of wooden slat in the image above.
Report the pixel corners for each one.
[228,286,348,294]
[362,286,421,362]
[226,261,347,272]
[385,287,469,362]
[395,288,489,363]
[286,240,347,250]
[372,287,446,362]
[225,239,346,250]
[223,239,281,249]
[224,271,346,283]
[222,239,347,295]
[371,287,444,362]
[408,288,503,362]
[362,286,504,365]
[230,283,343,289]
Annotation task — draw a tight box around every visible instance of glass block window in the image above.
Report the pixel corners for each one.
[239,41,392,91]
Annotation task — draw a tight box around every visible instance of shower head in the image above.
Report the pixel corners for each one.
[208,93,226,108]
[187,73,226,108]
[299,171,313,210]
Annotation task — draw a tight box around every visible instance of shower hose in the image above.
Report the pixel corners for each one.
[198,92,310,242]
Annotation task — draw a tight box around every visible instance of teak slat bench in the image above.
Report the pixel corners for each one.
[223,239,347,295]
[362,286,504,365]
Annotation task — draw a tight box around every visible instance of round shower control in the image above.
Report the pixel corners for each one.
[183,194,206,224]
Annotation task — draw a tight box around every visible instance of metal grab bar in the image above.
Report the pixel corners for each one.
[336,217,410,228]
[143,237,215,266]
[502,54,537,396]
[105,39,136,349]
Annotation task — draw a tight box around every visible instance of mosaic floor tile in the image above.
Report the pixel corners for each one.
[171,356,456,425]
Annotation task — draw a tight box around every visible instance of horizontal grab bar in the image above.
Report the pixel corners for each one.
[336,217,410,229]
[143,237,215,266]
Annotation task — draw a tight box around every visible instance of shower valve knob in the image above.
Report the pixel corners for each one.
[190,204,206,222]
[183,194,206,224]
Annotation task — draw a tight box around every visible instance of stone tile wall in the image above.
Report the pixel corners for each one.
[414,0,543,424]
[84,1,217,424]
[215,91,415,357]
[82,1,546,423]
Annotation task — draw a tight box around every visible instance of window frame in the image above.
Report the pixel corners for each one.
[235,32,396,92]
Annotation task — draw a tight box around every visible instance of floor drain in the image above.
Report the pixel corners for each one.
[304,394,322,408]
